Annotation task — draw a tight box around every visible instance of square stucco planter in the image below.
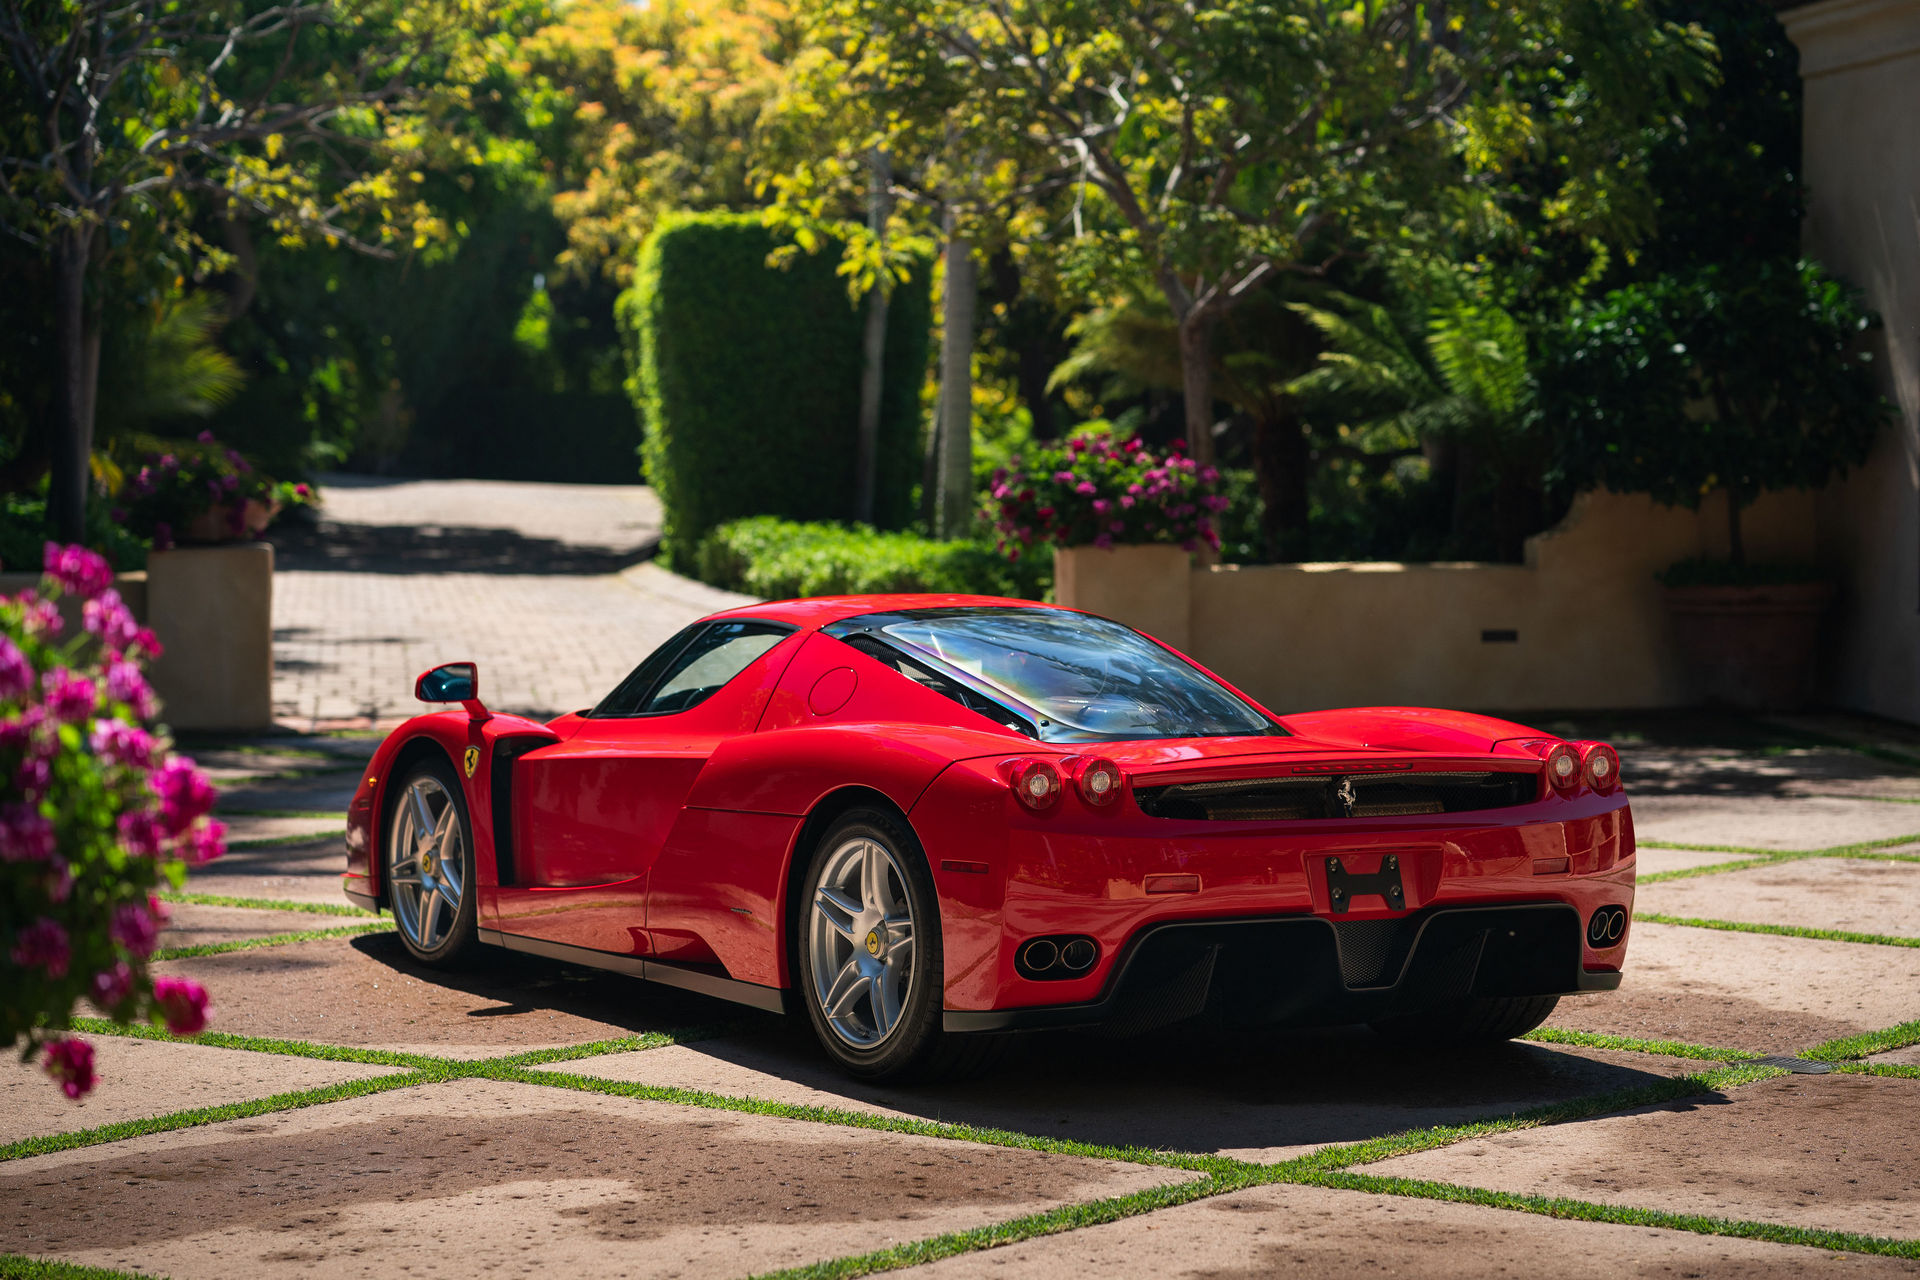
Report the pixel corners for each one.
[146,543,275,731]
[1052,543,1191,651]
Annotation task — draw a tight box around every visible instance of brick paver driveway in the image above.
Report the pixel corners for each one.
[269,474,751,727]
[9,606,1920,1274]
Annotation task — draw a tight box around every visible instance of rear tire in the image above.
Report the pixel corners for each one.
[795,808,1001,1082]
[1370,994,1560,1045]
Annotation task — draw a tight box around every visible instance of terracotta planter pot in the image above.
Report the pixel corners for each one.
[1663,582,1833,710]
[179,498,276,545]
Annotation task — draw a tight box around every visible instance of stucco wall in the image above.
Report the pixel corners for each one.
[1058,489,1819,714]
[1783,0,1920,723]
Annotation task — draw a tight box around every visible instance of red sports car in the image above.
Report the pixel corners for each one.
[344,595,1632,1079]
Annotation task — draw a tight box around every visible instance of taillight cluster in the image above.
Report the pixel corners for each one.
[1534,740,1621,796]
[1007,756,1125,812]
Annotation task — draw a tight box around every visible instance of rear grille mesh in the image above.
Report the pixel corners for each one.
[1134,770,1537,821]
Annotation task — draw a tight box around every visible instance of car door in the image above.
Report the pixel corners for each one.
[490,621,797,955]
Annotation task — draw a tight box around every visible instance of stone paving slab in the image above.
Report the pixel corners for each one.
[185,834,353,905]
[2,1077,1186,1279]
[536,1024,1710,1165]
[1,1037,396,1147]
[159,902,374,951]
[1624,743,1920,802]
[1869,1044,1920,1067]
[154,932,748,1058]
[214,770,364,814]
[1638,858,1920,939]
[221,814,344,845]
[1545,922,1920,1053]
[902,1181,1920,1278]
[1367,1073,1920,1240]
[1628,794,1920,851]
[306,475,668,556]
[1635,846,1768,876]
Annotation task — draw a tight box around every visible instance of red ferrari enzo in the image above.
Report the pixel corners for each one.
[344,595,1632,1079]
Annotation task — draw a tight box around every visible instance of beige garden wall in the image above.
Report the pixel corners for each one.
[1782,0,1920,725]
[1058,488,1818,714]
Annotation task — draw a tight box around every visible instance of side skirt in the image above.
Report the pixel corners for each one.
[476,928,788,1015]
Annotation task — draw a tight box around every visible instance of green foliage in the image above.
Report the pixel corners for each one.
[112,434,311,549]
[985,426,1226,552]
[1541,259,1889,521]
[626,213,931,560]
[694,517,1048,601]
[94,294,245,440]
[0,493,148,576]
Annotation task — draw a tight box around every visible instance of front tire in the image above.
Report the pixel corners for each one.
[385,755,482,968]
[1370,994,1561,1045]
[797,808,997,1081]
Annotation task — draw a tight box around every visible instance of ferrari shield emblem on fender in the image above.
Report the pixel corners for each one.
[463,746,480,779]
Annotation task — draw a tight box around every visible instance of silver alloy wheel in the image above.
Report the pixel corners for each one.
[808,835,916,1048]
[388,775,465,951]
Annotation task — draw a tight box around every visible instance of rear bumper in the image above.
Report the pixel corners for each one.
[942,901,1618,1033]
[343,871,380,914]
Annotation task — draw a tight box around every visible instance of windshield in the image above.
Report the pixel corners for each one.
[839,608,1279,743]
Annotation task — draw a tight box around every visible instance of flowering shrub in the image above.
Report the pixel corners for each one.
[985,426,1229,555]
[2,543,222,1099]
[116,432,315,550]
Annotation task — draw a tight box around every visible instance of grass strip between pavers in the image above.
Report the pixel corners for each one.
[215,808,346,819]
[1521,1025,1754,1062]
[159,890,377,917]
[151,920,394,961]
[1833,1061,1920,1080]
[1799,1019,1920,1062]
[0,1256,153,1280]
[490,1024,742,1067]
[227,831,342,852]
[1637,912,1920,949]
[0,1071,436,1163]
[1638,832,1920,884]
[66,1017,450,1069]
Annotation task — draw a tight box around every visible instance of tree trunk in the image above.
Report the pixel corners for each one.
[1251,408,1311,562]
[1176,312,1216,468]
[854,149,891,526]
[49,224,96,545]
[935,233,976,540]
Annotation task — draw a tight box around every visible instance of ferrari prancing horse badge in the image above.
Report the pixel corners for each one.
[463,747,480,779]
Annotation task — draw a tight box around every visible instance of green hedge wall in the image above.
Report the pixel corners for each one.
[695,517,1051,601]
[624,213,931,560]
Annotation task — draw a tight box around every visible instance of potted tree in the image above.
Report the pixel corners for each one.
[986,426,1229,648]
[1544,258,1890,709]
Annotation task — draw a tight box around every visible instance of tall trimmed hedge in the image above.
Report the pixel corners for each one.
[623,213,931,560]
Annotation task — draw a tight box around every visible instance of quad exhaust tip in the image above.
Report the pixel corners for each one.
[1587,905,1629,947]
[1018,934,1100,980]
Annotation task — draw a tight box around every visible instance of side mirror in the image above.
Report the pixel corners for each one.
[415,662,480,707]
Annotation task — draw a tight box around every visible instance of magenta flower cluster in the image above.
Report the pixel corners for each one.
[984,427,1230,555]
[118,431,313,549]
[2,543,221,1102]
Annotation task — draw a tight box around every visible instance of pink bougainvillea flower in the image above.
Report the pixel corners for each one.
[0,804,56,863]
[15,754,50,799]
[183,818,226,866]
[43,1038,95,1100]
[153,976,211,1035]
[12,917,70,977]
[1094,533,1114,549]
[45,861,74,903]
[0,635,30,700]
[152,522,174,551]
[91,961,135,1009]
[16,589,61,637]
[42,542,113,599]
[83,589,141,652]
[105,657,155,719]
[197,430,215,444]
[1074,481,1097,496]
[0,706,44,752]
[152,757,215,834]
[117,809,166,858]
[43,668,96,723]
[110,901,161,957]
[91,719,155,770]
[130,628,163,658]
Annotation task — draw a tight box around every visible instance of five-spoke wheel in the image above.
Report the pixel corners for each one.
[385,758,479,965]
[808,834,917,1048]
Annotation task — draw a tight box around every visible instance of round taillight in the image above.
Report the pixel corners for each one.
[1011,759,1063,811]
[1545,743,1581,793]
[1581,742,1621,792]
[1076,758,1123,808]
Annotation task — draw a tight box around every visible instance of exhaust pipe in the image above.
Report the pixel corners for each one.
[1060,938,1097,972]
[1020,938,1059,972]
[1017,935,1100,980]
[1587,905,1628,947]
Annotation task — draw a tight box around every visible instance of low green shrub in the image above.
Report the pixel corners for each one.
[695,517,1050,601]
[0,491,148,575]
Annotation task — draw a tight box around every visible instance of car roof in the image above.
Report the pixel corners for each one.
[702,593,1066,631]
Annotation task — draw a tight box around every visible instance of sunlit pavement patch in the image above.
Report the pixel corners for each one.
[0,1037,395,1149]
[533,1024,1712,1165]
[896,1181,1920,1279]
[1627,794,1920,851]
[185,836,354,905]
[153,932,751,1060]
[1634,847,1770,876]
[1545,923,1920,1053]
[1638,858,1920,940]
[158,903,374,952]
[2,1077,1185,1280]
[218,813,343,844]
[1363,1073,1920,1240]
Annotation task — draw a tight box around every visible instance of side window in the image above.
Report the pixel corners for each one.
[591,622,791,718]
